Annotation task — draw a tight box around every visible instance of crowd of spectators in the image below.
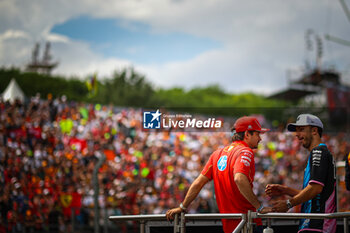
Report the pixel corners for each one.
[0,95,349,233]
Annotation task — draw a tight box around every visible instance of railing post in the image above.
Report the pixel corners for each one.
[344,217,349,233]
[140,220,145,233]
[233,214,247,233]
[247,210,253,233]
[174,214,179,233]
[93,153,106,233]
[242,214,248,233]
[104,207,108,233]
[267,218,271,228]
[180,212,186,233]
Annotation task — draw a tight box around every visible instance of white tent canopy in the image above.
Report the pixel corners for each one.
[2,78,25,103]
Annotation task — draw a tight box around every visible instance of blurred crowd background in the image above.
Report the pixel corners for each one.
[1,96,349,233]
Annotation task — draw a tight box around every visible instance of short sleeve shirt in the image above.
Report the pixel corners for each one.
[299,144,336,233]
[201,141,260,233]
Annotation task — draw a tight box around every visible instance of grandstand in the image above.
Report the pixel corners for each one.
[0,92,349,232]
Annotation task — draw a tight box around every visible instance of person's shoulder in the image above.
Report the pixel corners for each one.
[229,142,254,155]
[312,144,328,152]
[311,146,323,153]
[240,147,254,157]
[312,144,332,157]
[241,146,253,152]
[211,147,225,156]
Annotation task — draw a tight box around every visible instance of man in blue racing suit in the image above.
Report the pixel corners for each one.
[266,114,336,233]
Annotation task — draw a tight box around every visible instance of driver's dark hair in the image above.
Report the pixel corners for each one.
[231,130,255,142]
[316,126,323,138]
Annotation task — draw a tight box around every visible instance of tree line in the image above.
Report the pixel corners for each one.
[0,67,288,118]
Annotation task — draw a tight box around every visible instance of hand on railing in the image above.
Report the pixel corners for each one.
[259,207,273,214]
[271,200,289,212]
[166,207,182,221]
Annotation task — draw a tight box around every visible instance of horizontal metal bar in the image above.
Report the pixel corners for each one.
[185,213,245,220]
[109,214,166,221]
[255,212,350,220]
[109,212,350,222]
[109,213,245,222]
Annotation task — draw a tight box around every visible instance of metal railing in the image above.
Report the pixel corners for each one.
[109,213,246,233]
[254,211,350,233]
[110,211,350,233]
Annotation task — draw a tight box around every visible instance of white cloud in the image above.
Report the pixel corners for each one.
[51,40,132,78]
[0,30,29,41]
[45,33,70,43]
[137,46,292,94]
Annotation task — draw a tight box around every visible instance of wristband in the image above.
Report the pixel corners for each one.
[179,203,187,212]
[286,199,293,209]
[257,204,264,213]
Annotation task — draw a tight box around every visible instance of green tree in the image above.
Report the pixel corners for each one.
[102,67,155,107]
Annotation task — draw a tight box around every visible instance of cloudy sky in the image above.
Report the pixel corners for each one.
[1,0,350,94]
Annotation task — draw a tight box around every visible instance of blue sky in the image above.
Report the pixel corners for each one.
[0,0,349,94]
[52,16,221,64]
